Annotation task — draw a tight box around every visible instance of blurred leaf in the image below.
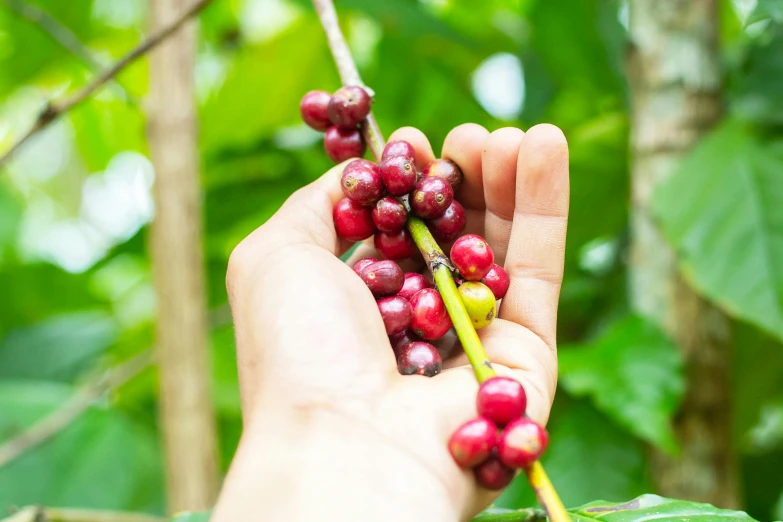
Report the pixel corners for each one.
[749,0,783,24]
[653,120,783,341]
[470,507,544,521]
[497,399,649,509]
[732,24,783,125]
[0,182,23,259]
[200,17,339,153]
[0,380,164,513]
[0,311,118,381]
[568,494,760,521]
[559,315,684,453]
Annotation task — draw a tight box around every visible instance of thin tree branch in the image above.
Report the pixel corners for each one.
[312,0,384,160]
[2,506,165,522]
[1,0,103,70]
[0,351,154,468]
[0,305,231,469]
[0,0,215,168]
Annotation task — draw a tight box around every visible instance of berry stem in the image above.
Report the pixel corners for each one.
[313,1,569,520]
[525,461,570,522]
[407,217,495,382]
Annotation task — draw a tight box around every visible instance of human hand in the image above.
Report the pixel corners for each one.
[212,123,569,522]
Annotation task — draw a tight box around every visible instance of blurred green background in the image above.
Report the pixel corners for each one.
[0,0,782,520]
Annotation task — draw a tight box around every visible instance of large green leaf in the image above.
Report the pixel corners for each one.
[559,315,684,453]
[0,311,118,381]
[653,120,783,341]
[497,400,649,509]
[0,380,164,513]
[477,495,759,521]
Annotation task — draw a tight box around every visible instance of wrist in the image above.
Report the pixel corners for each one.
[213,404,466,522]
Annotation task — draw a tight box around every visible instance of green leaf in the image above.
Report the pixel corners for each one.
[559,315,684,453]
[568,494,759,521]
[497,400,649,509]
[0,311,119,381]
[749,0,783,24]
[0,381,164,513]
[731,24,783,125]
[653,120,783,342]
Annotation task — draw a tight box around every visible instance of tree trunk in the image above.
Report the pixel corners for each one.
[147,0,219,512]
[627,0,739,508]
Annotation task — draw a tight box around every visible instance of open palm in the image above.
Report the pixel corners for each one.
[214,123,569,522]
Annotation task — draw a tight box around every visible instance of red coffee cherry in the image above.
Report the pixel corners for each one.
[359,260,404,297]
[372,197,408,233]
[474,456,515,490]
[409,288,452,340]
[352,257,378,275]
[398,272,431,300]
[327,85,371,129]
[377,296,412,336]
[448,417,498,468]
[374,229,417,260]
[411,177,453,219]
[300,90,332,131]
[428,200,466,243]
[422,158,463,189]
[450,234,494,281]
[382,140,416,161]
[380,155,417,196]
[333,198,375,242]
[397,341,442,377]
[324,126,365,163]
[476,376,527,427]
[497,418,549,469]
[483,264,510,299]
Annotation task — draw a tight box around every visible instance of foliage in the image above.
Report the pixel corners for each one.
[167,495,763,522]
[0,0,782,521]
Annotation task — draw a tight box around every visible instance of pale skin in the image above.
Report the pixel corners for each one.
[212,123,569,522]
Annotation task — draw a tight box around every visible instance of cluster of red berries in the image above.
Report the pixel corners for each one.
[300,86,371,163]
[299,88,547,490]
[332,139,468,260]
[449,377,549,490]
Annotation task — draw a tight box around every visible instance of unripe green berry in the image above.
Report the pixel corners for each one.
[458,281,496,329]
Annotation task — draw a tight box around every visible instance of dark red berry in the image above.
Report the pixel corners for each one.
[374,229,417,260]
[398,272,431,300]
[397,341,442,377]
[448,418,498,468]
[497,418,548,469]
[300,90,331,131]
[359,260,404,297]
[382,140,416,161]
[450,234,494,281]
[474,456,515,490]
[352,257,378,275]
[389,330,420,356]
[333,198,375,241]
[409,288,452,340]
[372,197,408,232]
[341,159,382,206]
[428,200,466,242]
[477,376,527,427]
[324,126,365,163]
[411,177,453,219]
[483,264,510,299]
[377,296,412,336]
[380,155,417,196]
[422,158,463,189]
[327,86,371,129]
